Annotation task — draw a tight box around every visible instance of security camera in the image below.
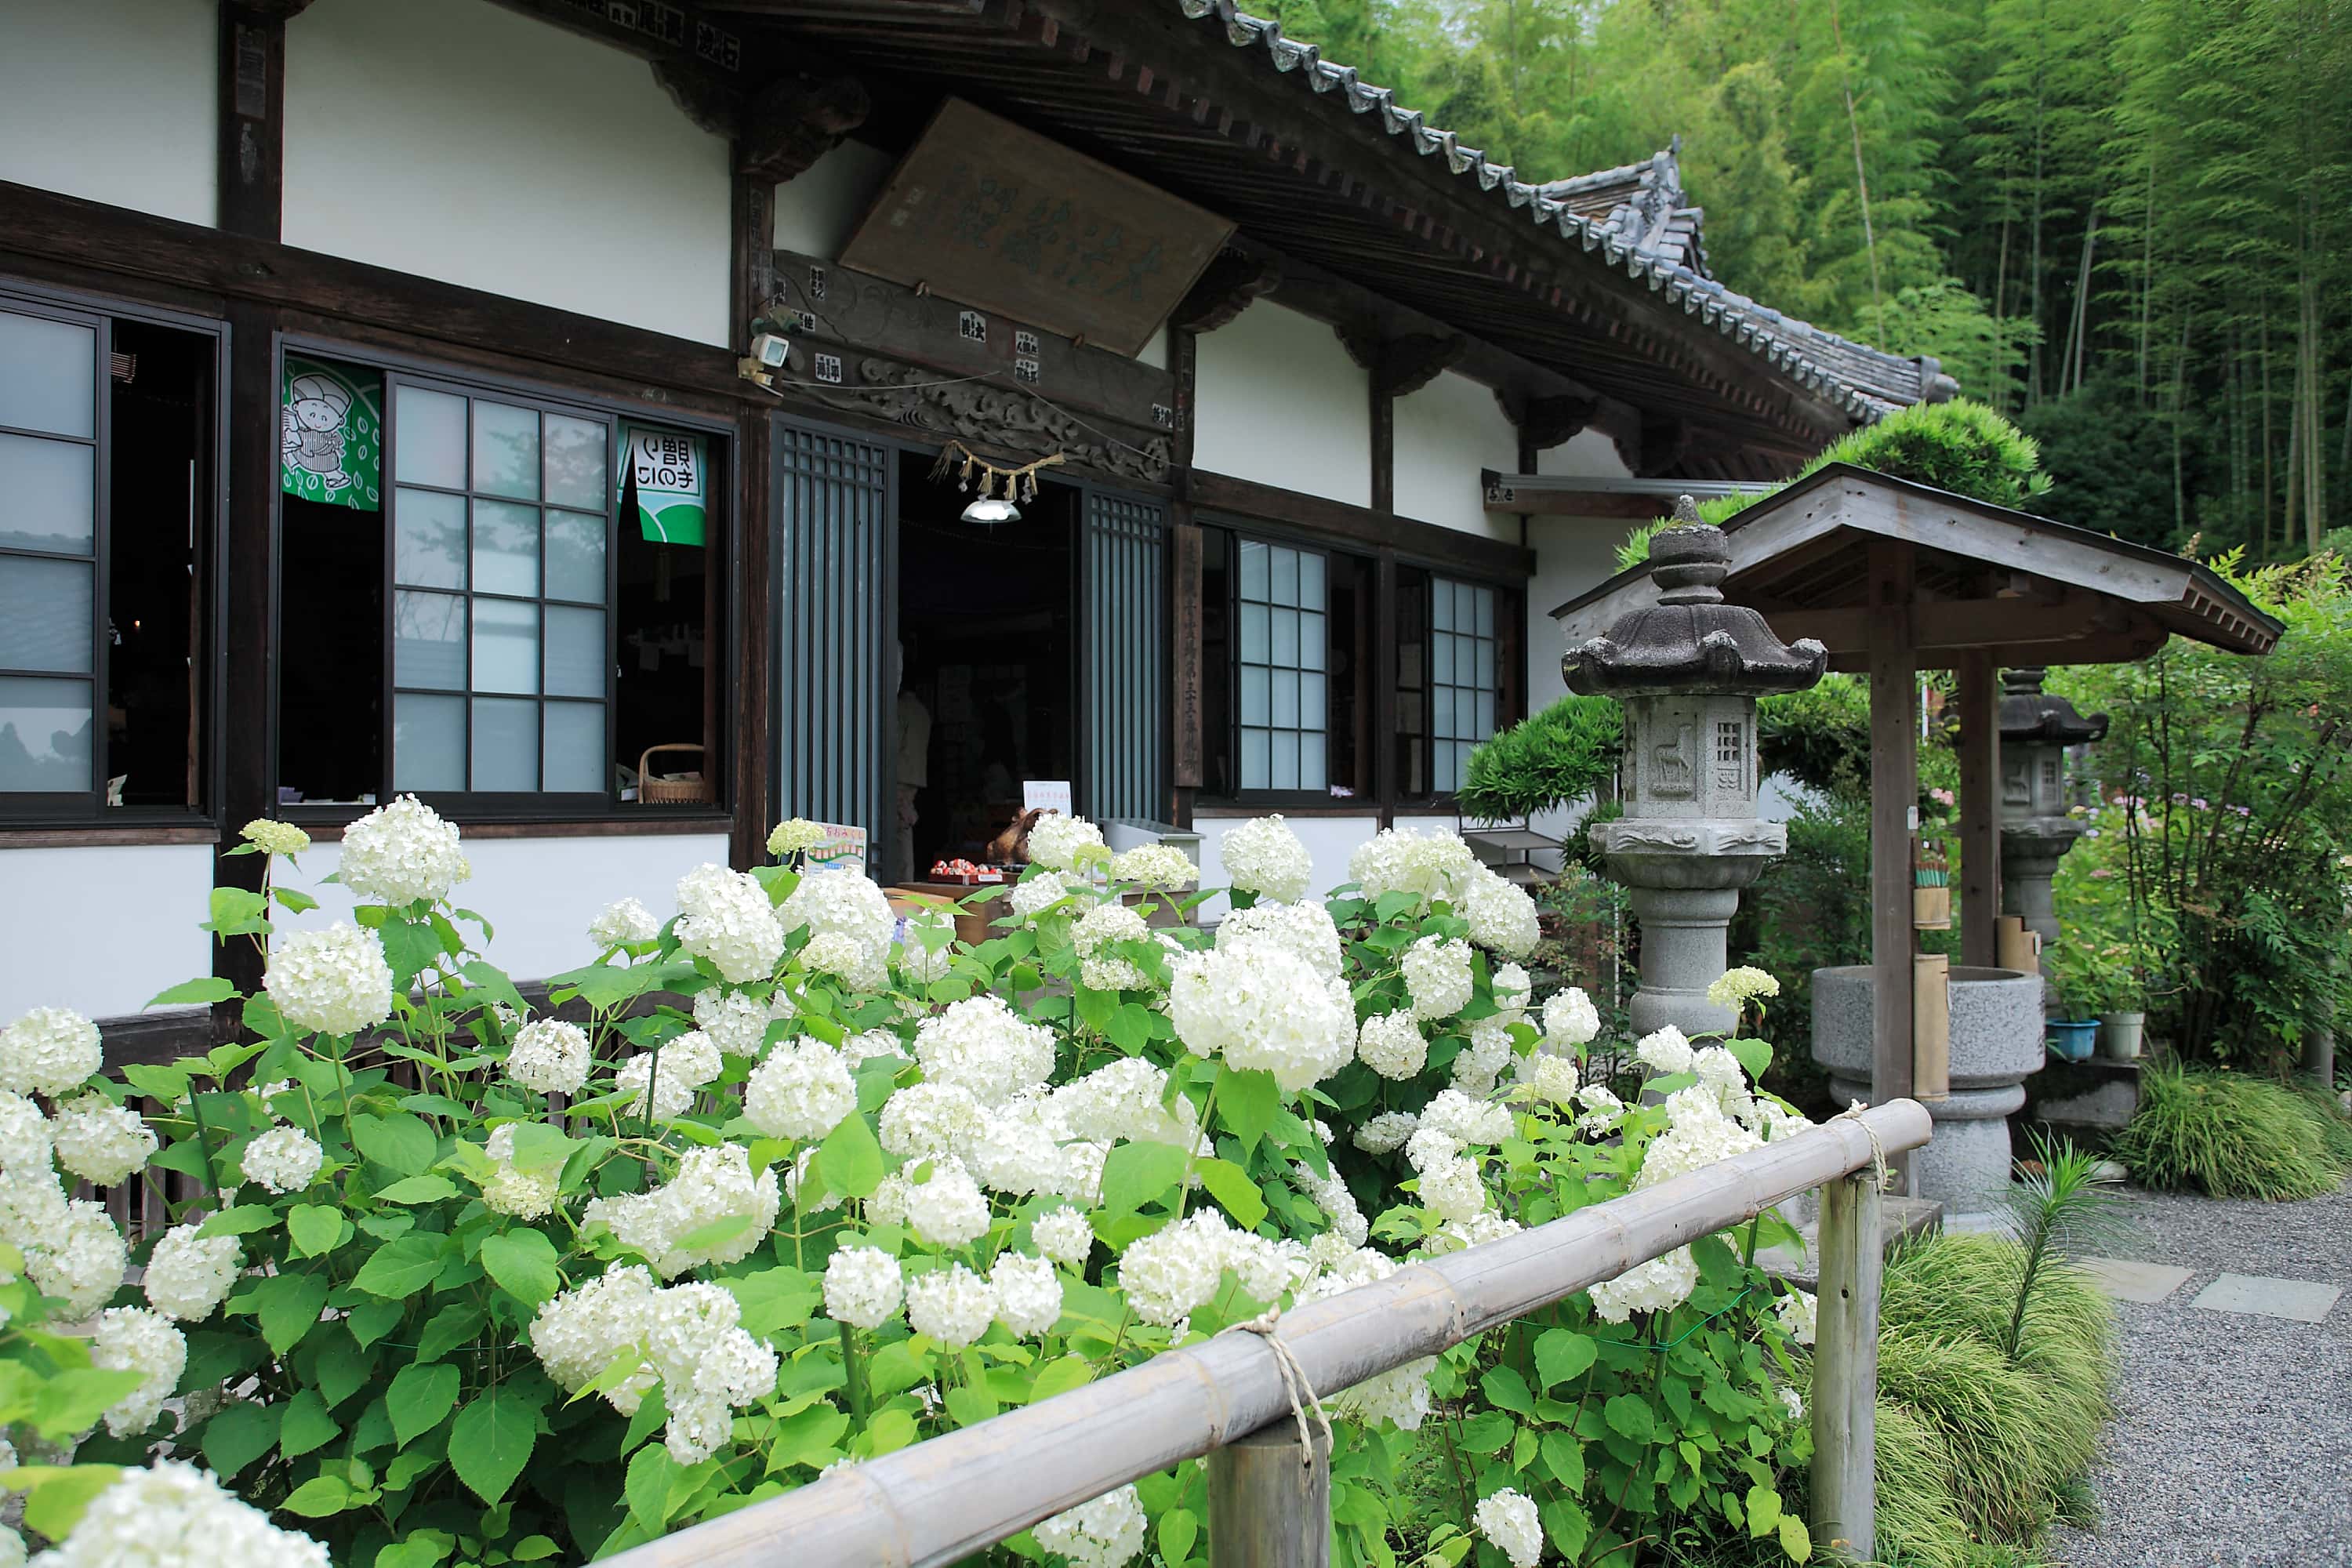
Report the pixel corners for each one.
[749,332,791,369]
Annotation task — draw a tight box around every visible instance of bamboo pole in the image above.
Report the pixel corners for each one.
[604,1104,1933,1568]
[1810,1169,1884,1563]
[1208,1422,1331,1568]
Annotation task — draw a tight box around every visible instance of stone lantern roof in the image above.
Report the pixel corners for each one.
[1564,503,1828,698]
[1998,667,2109,746]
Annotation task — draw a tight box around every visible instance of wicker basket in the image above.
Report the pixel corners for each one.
[637,743,713,805]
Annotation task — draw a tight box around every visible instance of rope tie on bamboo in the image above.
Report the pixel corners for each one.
[1223,1308,1334,1470]
[1831,1101,1890,1192]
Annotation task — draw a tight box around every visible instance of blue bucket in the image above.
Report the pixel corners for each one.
[2047,1019,2100,1062]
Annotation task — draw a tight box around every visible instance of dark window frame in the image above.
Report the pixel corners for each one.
[271,332,735,829]
[0,278,227,832]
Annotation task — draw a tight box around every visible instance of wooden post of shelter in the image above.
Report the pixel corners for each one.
[1811,1166,1885,1562]
[1955,651,2002,971]
[1866,542,1917,1189]
[1207,1421,1332,1568]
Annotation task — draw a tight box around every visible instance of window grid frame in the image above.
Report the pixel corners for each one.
[381,370,619,800]
[1428,575,1498,797]
[1230,534,1333,801]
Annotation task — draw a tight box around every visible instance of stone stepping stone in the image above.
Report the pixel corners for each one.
[2189,1272,2343,1323]
[2074,1256,2194,1304]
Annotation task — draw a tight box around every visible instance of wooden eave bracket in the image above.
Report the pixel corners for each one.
[735,74,872,182]
[1170,248,1282,333]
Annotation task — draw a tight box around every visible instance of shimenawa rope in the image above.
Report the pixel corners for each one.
[1222,1308,1334,1470]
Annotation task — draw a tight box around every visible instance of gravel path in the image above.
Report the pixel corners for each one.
[2046,1179,2352,1568]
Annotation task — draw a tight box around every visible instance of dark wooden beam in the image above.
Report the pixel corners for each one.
[731,173,774,358]
[218,4,287,239]
[739,74,870,181]
[730,405,772,869]
[1481,482,1674,521]
[1516,393,1600,452]
[1866,540,1917,1191]
[1170,247,1280,334]
[1765,597,2154,659]
[1372,332,1466,401]
[1170,324,1203,824]
[1185,469,1534,582]
[1956,650,2001,971]
[214,300,278,1020]
[1370,383,1395,516]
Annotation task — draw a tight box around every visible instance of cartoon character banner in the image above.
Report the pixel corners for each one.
[280,355,383,510]
[622,424,706,546]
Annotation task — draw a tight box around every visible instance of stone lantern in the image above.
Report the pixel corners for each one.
[1565,512,1828,1037]
[1997,667,2108,946]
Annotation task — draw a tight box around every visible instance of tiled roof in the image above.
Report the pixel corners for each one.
[1180,0,1958,420]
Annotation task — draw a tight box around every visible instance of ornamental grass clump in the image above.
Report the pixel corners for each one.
[0,796,1873,1566]
[2113,1063,2348,1200]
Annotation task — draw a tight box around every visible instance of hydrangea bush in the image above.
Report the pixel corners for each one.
[0,803,1827,1566]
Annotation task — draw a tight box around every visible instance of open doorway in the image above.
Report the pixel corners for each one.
[892,450,1076,880]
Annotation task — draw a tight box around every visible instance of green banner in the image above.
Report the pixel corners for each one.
[281,355,383,510]
[625,425,706,546]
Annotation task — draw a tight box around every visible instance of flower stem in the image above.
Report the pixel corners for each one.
[837,1319,871,1433]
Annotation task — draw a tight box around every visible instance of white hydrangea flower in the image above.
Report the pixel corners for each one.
[0,1168,69,1255]
[1747,1098,1815,1142]
[1057,1139,1110,1207]
[0,1525,16,1567]
[616,1054,694,1123]
[1542,986,1601,1051]
[1420,1089,1512,1147]
[693,988,794,1058]
[1219,815,1315,905]
[583,1144,781,1279]
[241,1125,324,1195]
[798,931,887,993]
[1492,963,1533,1022]
[0,1007,101,1098]
[38,1461,329,1568]
[90,1306,186,1436]
[1117,1214,1229,1326]
[1353,1110,1420,1156]
[530,1264,662,1415]
[1073,901,1153,993]
[675,863,786,983]
[1474,1488,1544,1568]
[1776,1287,1818,1347]
[1460,866,1540,960]
[767,818,825,858]
[1587,1245,1699,1323]
[1109,843,1196,889]
[1348,826,1479,910]
[896,911,958,982]
[0,1091,52,1174]
[642,1282,780,1465]
[240,818,310,858]
[1424,1210,1523,1256]
[990,1250,1064,1336]
[1401,935,1473,1021]
[1706,966,1781,1012]
[506,1018,592,1095]
[644,1029,723,1093]
[823,1247,905,1330]
[265,924,394,1037]
[1779,1384,1806,1421]
[1007,870,1080,921]
[31,1197,126,1319]
[1167,943,1355,1091]
[1416,1155,1488,1224]
[48,1093,155,1187]
[143,1222,241,1323]
[339,795,469,906]
[1635,1087,1762,1189]
[965,1098,1071,1198]
[1297,1163,1368,1247]
[1576,1083,1626,1136]
[1635,1024,1696,1076]
[878,1081,987,1163]
[843,1027,907,1067]
[1051,1058,1200,1150]
[904,1160,993,1248]
[1451,1018,1515,1096]
[589,895,662,949]
[782,868,896,954]
[1405,1127,1460,1174]
[1221,1230,1309,1305]
[1215,898,1343,981]
[1031,1205,1094,1269]
[1035,1483,1149,1568]
[744,1040,856,1142]
[1329,1355,1437,1431]
[1354,1012,1426,1080]
[1026,812,1109,873]
[1521,1053,1581,1107]
[1693,1044,1752,1106]
[906,1263,996,1348]
[913,995,1057,1108]
[481,1123,560,1220]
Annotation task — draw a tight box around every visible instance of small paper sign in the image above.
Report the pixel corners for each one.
[1022,780,1073,817]
[623,425,706,545]
[803,822,869,873]
[281,355,383,511]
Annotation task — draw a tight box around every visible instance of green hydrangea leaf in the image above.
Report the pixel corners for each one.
[388,1361,461,1448]
[449,1383,547,1503]
[479,1229,562,1307]
[201,1400,281,1479]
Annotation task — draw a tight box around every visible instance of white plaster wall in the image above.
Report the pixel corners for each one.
[1190,813,1378,917]
[1193,304,1369,507]
[283,0,731,347]
[1393,371,1520,539]
[1537,427,1634,479]
[773,140,897,263]
[0,0,216,227]
[275,833,732,985]
[0,844,216,1022]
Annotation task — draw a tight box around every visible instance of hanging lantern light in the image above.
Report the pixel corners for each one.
[933,441,1065,527]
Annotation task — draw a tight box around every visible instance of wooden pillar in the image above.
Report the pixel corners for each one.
[1170,327,1202,830]
[729,170,775,357]
[1370,384,1395,516]
[218,5,287,240]
[1955,652,2002,970]
[729,408,772,870]
[1208,1422,1331,1568]
[1810,1169,1883,1562]
[1866,543,1916,1187]
[1373,548,1399,829]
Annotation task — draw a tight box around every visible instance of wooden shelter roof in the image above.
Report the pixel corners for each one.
[1549,465,2284,672]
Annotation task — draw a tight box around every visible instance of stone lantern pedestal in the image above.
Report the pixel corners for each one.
[1566,515,1827,1040]
[1998,668,2108,949]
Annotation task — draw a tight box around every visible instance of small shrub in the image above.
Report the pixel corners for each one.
[2113,1065,2349,1199]
[1456,692,1624,822]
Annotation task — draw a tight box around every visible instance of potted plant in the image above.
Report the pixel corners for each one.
[2042,936,2114,1062]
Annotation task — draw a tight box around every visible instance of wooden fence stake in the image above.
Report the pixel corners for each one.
[1810,1169,1882,1562]
[1207,1421,1330,1568]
